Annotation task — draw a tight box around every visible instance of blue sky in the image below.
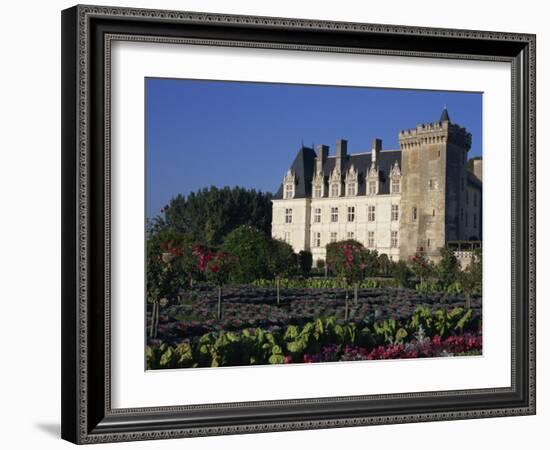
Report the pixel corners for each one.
[146,78,482,218]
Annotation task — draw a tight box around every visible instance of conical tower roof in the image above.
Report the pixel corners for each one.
[440,106,451,122]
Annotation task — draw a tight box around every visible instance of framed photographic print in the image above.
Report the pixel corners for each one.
[61,4,536,444]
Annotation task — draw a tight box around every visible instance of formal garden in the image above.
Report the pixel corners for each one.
[146,187,482,369]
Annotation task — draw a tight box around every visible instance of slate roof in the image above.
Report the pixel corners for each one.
[440,107,451,122]
[274,147,402,199]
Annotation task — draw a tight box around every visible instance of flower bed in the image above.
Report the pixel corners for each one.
[146,307,482,369]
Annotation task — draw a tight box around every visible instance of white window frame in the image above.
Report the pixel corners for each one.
[391,231,399,248]
[368,205,376,222]
[391,204,399,221]
[331,207,339,223]
[347,231,354,240]
[314,184,322,198]
[285,208,292,224]
[314,208,321,223]
[313,232,321,248]
[367,231,375,248]
[330,232,338,243]
[284,183,294,199]
[331,183,340,197]
[391,178,400,194]
[347,206,355,222]
[368,180,377,195]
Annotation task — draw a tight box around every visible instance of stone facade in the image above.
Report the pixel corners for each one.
[271,108,482,265]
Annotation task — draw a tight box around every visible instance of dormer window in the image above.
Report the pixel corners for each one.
[389,161,401,194]
[284,183,294,199]
[328,167,342,198]
[368,180,377,195]
[312,170,325,198]
[345,164,358,197]
[282,169,296,199]
[391,178,400,193]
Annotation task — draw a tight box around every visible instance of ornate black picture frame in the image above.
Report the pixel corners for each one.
[61,4,536,444]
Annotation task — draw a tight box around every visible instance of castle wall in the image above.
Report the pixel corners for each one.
[307,194,401,264]
[271,198,311,252]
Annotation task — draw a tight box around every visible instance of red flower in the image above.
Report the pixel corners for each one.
[284,356,293,364]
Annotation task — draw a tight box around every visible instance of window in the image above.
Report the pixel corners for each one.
[314,185,322,198]
[463,152,466,164]
[368,180,377,195]
[331,184,340,197]
[347,183,356,196]
[432,209,435,217]
[427,238,431,248]
[412,207,417,221]
[285,208,292,224]
[331,207,338,222]
[460,208,464,221]
[474,192,478,207]
[330,232,338,243]
[284,183,294,199]
[347,231,354,240]
[466,190,469,204]
[428,179,437,190]
[391,178,400,194]
[367,231,375,248]
[313,232,321,248]
[473,213,477,228]
[391,204,399,221]
[284,232,290,243]
[347,206,355,222]
[391,231,398,248]
[461,178,465,192]
[367,205,376,222]
[465,213,469,227]
[314,208,321,223]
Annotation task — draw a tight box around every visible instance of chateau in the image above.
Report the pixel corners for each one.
[271,108,482,264]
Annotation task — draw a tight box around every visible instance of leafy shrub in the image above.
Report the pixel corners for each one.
[298,250,313,277]
[391,260,413,288]
[146,307,479,369]
[220,225,273,283]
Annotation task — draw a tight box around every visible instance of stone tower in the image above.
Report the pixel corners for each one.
[398,108,472,261]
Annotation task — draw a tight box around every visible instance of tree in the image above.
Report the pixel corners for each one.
[377,253,392,277]
[392,260,413,288]
[267,239,297,304]
[436,246,461,289]
[297,250,313,277]
[159,186,273,246]
[326,240,370,319]
[220,225,272,283]
[205,252,235,319]
[146,231,196,337]
[409,251,435,286]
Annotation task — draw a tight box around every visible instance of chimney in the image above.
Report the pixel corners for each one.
[371,138,382,164]
[473,158,482,181]
[336,139,347,172]
[316,144,329,173]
